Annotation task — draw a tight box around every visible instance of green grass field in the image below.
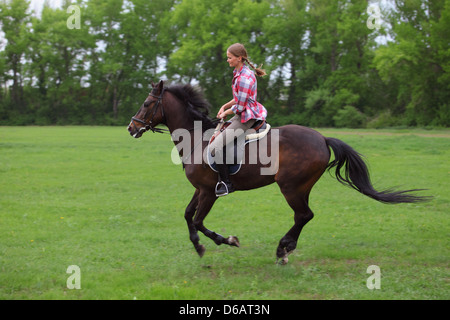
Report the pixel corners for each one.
[0,126,448,300]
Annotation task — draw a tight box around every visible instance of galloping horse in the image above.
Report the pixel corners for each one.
[128,80,429,264]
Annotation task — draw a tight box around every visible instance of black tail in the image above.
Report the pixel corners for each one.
[325,137,431,204]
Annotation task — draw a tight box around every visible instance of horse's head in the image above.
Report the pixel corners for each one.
[128,80,166,138]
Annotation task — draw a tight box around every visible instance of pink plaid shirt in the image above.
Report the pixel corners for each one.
[230,65,267,123]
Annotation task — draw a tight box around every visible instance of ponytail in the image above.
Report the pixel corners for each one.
[244,58,267,77]
[227,43,267,77]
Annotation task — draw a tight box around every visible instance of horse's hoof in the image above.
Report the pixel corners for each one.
[196,244,206,257]
[227,236,240,247]
[276,257,289,265]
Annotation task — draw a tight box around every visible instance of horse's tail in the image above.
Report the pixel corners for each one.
[325,137,431,204]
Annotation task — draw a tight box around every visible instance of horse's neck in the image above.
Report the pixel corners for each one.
[162,96,214,165]
[165,115,197,134]
[162,96,193,134]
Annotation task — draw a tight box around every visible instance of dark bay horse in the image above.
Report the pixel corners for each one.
[128,80,429,264]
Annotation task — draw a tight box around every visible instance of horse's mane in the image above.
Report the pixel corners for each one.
[166,84,217,130]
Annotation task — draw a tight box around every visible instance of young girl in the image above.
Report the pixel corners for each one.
[211,43,268,197]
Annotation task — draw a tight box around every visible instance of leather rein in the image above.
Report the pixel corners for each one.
[131,88,170,134]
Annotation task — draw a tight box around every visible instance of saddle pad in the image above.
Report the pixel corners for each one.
[206,144,242,175]
[246,123,271,142]
[207,123,271,175]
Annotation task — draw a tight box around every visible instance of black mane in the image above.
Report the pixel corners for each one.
[166,84,217,130]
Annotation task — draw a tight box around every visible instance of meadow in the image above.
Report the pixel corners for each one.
[0,126,448,300]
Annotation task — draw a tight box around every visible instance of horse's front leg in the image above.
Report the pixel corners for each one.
[184,189,205,257]
[191,190,240,256]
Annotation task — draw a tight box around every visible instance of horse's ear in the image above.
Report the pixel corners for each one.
[151,81,156,88]
[156,80,164,92]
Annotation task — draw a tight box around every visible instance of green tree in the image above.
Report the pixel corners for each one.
[263,0,308,116]
[374,0,449,126]
[0,0,446,127]
[163,0,270,111]
[85,0,174,123]
[431,0,450,126]
[302,0,379,127]
[27,1,94,124]
[0,0,31,117]
[262,0,381,127]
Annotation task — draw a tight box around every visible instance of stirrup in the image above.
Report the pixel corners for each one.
[215,181,232,197]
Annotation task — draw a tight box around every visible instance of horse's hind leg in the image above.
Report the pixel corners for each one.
[276,189,314,265]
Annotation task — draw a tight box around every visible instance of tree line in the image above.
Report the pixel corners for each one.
[0,0,448,127]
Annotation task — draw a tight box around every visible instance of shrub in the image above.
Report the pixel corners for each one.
[332,105,366,128]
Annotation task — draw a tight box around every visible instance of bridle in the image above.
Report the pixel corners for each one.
[131,88,170,134]
[130,87,222,164]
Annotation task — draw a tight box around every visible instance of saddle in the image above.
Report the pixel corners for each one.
[207,120,271,175]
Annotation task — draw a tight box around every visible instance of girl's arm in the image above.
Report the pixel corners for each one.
[217,99,235,119]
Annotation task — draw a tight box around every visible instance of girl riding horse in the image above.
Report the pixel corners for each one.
[210,43,268,197]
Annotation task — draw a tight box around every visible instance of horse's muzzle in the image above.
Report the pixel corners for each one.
[127,122,146,138]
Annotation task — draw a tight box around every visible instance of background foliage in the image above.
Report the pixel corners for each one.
[0,0,449,127]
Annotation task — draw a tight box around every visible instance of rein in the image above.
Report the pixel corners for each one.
[131,88,170,134]
[131,88,223,164]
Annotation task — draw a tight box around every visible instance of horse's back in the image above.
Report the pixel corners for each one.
[274,124,330,181]
[277,124,329,156]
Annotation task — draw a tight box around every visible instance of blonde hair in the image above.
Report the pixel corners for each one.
[227,43,267,77]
